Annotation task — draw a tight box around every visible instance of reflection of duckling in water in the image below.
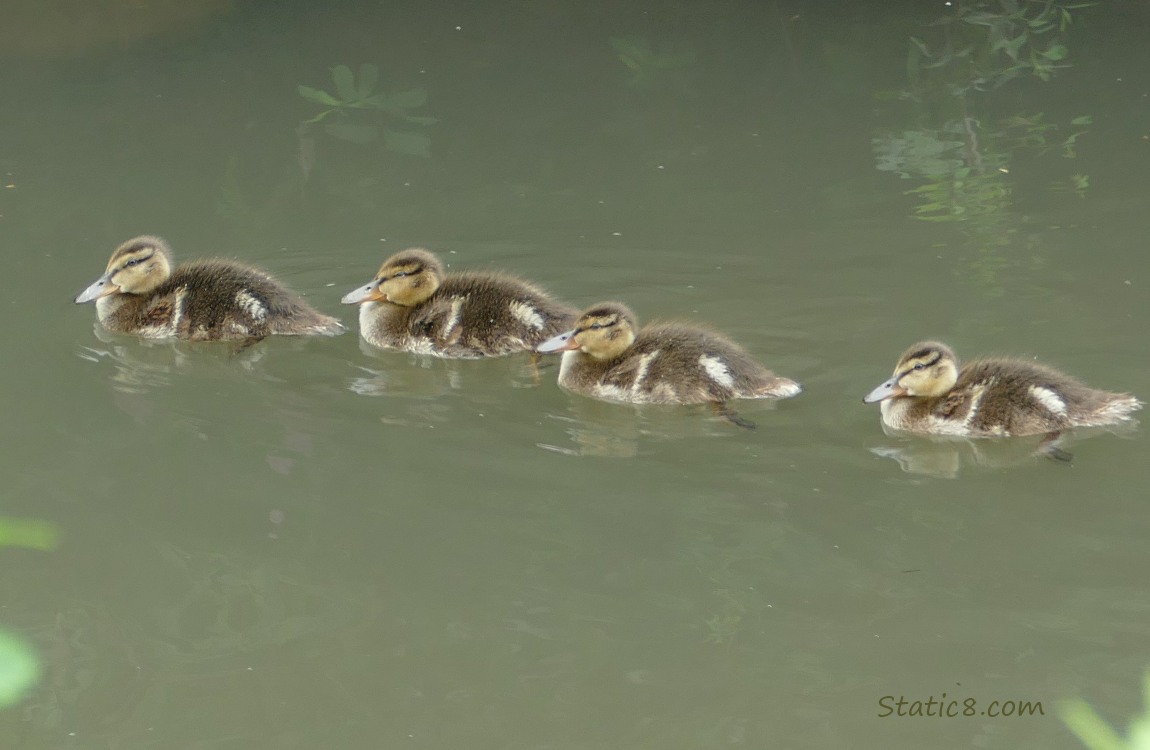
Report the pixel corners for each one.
[537,302,801,429]
[75,236,343,342]
[341,248,577,358]
[537,397,749,458]
[864,341,1142,462]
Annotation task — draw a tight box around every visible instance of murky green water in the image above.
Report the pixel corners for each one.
[2,2,1148,748]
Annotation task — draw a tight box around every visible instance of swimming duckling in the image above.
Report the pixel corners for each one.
[863,341,1142,439]
[75,236,343,341]
[536,302,801,428]
[341,247,577,358]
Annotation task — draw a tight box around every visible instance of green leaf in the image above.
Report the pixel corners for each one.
[298,85,341,107]
[1070,115,1093,126]
[323,121,379,144]
[301,110,333,125]
[961,11,996,26]
[330,65,357,102]
[384,88,428,111]
[0,631,40,708]
[357,63,380,99]
[609,36,652,59]
[353,93,391,109]
[0,517,59,551]
[1004,34,1027,61]
[1058,700,1126,750]
[383,129,431,157]
[1043,44,1068,61]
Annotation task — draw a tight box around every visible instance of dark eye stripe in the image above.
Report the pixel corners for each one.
[579,317,617,333]
[123,252,154,268]
[387,267,421,280]
[899,352,941,379]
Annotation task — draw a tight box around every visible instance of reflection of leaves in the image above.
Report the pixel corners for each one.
[609,35,696,91]
[0,630,40,708]
[873,129,966,179]
[297,85,340,107]
[383,129,432,158]
[905,171,1012,223]
[0,516,59,551]
[330,64,357,101]
[298,63,436,157]
[905,0,1087,96]
[355,63,379,99]
[324,121,379,144]
[1050,173,1089,198]
[384,88,428,111]
[1060,670,1150,750]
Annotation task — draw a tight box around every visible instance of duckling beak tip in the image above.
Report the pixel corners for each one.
[863,379,905,404]
[341,282,383,305]
[536,330,579,353]
[74,276,117,304]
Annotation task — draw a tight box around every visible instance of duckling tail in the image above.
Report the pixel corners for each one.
[759,376,802,400]
[1081,394,1143,427]
[313,317,346,336]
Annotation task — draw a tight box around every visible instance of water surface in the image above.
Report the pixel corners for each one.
[2,2,1148,748]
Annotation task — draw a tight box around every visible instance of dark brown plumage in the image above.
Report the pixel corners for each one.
[864,341,1142,437]
[75,236,342,340]
[537,302,801,424]
[342,248,577,358]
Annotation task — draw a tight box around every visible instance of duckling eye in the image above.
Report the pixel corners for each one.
[125,258,141,267]
[913,363,926,371]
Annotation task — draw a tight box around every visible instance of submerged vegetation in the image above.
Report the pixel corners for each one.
[298,63,437,157]
[0,631,39,709]
[871,0,1096,292]
[217,63,438,232]
[1061,670,1150,750]
[0,516,57,709]
[609,36,697,93]
[905,0,1087,94]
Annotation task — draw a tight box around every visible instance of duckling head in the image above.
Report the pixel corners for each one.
[537,302,637,360]
[341,248,443,307]
[75,236,173,303]
[863,341,959,403]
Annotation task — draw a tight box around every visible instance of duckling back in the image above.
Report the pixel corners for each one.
[878,357,1142,437]
[562,322,801,405]
[364,272,577,358]
[102,260,342,340]
[956,358,1141,435]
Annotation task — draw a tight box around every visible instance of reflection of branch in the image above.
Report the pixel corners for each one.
[962,116,984,174]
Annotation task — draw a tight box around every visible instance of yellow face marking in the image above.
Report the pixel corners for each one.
[572,313,635,360]
[893,349,957,398]
[375,257,441,306]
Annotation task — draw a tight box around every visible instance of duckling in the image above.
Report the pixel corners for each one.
[863,341,1142,440]
[536,302,801,429]
[341,247,577,358]
[74,236,343,341]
